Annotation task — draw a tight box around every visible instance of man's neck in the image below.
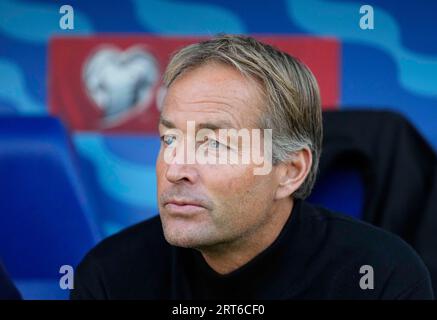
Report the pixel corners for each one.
[199,197,294,275]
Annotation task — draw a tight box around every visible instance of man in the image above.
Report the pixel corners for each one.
[71,35,433,299]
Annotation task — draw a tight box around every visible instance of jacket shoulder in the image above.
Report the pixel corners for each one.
[71,215,172,299]
[88,215,167,261]
[303,202,433,298]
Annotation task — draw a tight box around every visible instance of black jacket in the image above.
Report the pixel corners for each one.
[71,199,433,299]
[320,110,437,296]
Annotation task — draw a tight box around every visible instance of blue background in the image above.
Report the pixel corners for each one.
[0,1,436,292]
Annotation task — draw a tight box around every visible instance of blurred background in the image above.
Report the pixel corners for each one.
[1,0,437,299]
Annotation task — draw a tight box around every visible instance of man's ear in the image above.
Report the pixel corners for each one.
[274,147,312,200]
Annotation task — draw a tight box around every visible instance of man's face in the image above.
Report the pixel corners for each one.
[156,62,280,249]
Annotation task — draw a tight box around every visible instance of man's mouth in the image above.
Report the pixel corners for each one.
[163,198,208,215]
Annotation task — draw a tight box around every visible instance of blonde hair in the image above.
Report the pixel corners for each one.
[163,34,322,199]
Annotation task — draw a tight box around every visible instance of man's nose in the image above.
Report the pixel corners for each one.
[165,143,199,184]
[165,161,199,184]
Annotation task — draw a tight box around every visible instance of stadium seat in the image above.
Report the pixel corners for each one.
[0,116,101,299]
[308,166,364,219]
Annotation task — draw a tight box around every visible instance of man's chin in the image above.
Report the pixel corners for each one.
[163,233,207,249]
[160,209,229,248]
[162,223,218,249]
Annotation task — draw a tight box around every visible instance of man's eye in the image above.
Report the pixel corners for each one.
[208,138,221,149]
[161,135,176,146]
[207,138,230,150]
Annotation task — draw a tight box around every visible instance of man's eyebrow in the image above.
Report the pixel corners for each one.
[159,116,176,128]
[159,116,236,130]
[198,120,236,130]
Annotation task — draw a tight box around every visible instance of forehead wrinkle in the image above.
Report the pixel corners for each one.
[163,68,264,130]
[163,94,246,128]
[183,80,255,102]
[165,108,243,130]
[186,97,261,128]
